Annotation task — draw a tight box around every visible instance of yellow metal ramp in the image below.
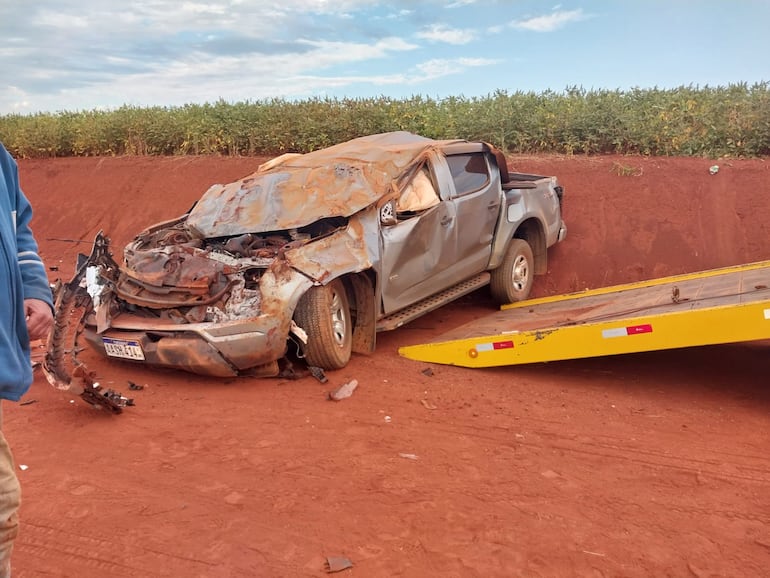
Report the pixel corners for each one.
[399,261,770,367]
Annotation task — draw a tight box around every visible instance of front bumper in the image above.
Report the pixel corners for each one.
[84,318,283,377]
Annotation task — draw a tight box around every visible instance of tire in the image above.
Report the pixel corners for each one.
[294,279,352,369]
[490,238,534,304]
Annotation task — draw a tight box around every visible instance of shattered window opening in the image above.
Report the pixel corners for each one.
[446,152,490,197]
[396,166,440,216]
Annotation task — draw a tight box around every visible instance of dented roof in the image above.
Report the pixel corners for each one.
[185,131,465,238]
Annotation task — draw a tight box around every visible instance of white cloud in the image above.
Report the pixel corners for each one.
[386,9,413,19]
[509,9,586,32]
[179,2,228,16]
[414,57,499,81]
[298,37,418,65]
[33,9,89,29]
[416,23,476,45]
[285,55,499,92]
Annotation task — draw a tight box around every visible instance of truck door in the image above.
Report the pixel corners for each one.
[441,150,499,274]
[379,148,500,315]
[379,159,458,314]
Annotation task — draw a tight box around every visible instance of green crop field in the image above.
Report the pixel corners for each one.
[1,83,768,158]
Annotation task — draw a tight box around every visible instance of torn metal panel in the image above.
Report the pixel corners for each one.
[286,209,378,282]
[185,132,464,238]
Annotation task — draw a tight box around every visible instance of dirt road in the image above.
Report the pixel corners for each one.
[7,153,770,577]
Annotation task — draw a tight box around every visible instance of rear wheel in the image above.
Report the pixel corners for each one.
[294,279,352,369]
[490,238,534,304]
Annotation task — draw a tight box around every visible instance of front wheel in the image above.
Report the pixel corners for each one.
[294,279,352,369]
[490,238,534,304]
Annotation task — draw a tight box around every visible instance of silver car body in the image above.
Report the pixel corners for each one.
[78,131,566,376]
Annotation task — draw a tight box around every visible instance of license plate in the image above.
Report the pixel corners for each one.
[102,337,146,360]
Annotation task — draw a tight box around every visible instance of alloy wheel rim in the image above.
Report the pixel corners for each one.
[330,290,347,346]
[512,255,529,291]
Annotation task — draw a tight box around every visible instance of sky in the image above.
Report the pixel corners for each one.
[1,0,768,115]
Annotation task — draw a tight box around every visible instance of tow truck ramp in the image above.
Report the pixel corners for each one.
[398,260,770,368]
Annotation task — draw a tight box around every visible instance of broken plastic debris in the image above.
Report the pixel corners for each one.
[19,465,28,471]
[709,165,719,175]
[384,415,392,423]
[290,320,308,344]
[398,453,418,460]
[324,556,353,573]
[328,379,359,401]
[309,366,328,383]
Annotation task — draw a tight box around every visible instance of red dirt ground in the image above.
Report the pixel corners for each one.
[6,153,770,577]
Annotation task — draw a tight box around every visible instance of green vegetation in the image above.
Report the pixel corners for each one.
[611,161,643,177]
[1,83,768,158]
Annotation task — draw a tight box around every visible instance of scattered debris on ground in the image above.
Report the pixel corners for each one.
[328,379,359,401]
[324,556,353,573]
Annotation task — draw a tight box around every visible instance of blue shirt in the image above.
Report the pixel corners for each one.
[0,142,54,401]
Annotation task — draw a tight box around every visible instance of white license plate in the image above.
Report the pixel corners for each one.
[103,337,146,360]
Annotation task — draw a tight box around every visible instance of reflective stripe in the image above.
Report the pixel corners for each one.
[602,324,653,339]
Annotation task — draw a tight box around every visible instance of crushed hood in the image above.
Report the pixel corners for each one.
[185,131,465,238]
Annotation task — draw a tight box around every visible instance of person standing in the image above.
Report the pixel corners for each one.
[0,141,54,577]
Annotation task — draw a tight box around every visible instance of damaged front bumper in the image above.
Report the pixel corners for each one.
[82,319,278,378]
[44,231,314,408]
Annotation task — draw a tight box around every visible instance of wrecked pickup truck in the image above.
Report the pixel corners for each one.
[45,131,566,398]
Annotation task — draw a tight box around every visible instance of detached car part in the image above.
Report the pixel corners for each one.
[44,232,131,413]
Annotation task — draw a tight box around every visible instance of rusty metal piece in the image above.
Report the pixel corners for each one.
[76,370,132,414]
[308,366,328,383]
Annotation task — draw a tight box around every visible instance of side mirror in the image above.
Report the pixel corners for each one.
[379,200,397,226]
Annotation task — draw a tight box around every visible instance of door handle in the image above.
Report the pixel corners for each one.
[441,216,453,226]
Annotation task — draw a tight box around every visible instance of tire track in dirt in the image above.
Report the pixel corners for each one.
[409,416,770,488]
[17,519,219,577]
